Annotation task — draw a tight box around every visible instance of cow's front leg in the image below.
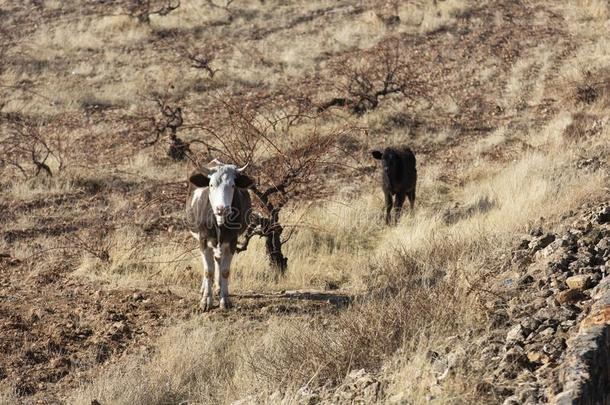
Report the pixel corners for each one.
[215,243,234,310]
[393,192,407,225]
[200,246,214,311]
[384,191,393,225]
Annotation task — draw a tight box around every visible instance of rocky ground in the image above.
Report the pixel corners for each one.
[475,202,610,404]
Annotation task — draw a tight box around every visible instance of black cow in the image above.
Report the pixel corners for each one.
[185,160,254,311]
[371,146,417,225]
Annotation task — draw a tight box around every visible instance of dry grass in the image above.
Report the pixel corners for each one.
[69,116,608,403]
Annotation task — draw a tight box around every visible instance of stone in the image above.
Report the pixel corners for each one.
[565,275,591,291]
[530,233,556,251]
[521,317,540,332]
[556,289,586,304]
[504,346,526,365]
[596,206,610,224]
[518,274,535,286]
[506,325,525,343]
[596,238,609,256]
[518,238,531,249]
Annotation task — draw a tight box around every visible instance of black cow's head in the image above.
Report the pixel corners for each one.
[371,148,400,177]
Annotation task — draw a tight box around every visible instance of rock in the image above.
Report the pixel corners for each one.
[565,275,591,290]
[527,349,550,365]
[518,275,535,286]
[504,346,525,363]
[596,237,610,256]
[506,325,525,343]
[518,238,531,249]
[556,289,586,304]
[530,233,556,252]
[521,317,540,332]
[595,206,610,224]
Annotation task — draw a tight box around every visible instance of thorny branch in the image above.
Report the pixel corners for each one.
[319,38,429,115]
[189,92,352,273]
[0,116,63,179]
[127,0,181,24]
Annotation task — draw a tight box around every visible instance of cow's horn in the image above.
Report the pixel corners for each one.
[209,158,225,166]
[237,162,250,172]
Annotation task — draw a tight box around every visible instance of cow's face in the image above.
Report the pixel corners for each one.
[189,164,254,226]
[371,149,399,176]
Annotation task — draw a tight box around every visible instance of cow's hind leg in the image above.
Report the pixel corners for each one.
[215,243,234,310]
[393,192,407,225]
[199,245,214,311]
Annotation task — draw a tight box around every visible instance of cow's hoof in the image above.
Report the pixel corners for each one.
[200,297,213,312]
[219,297,232,310]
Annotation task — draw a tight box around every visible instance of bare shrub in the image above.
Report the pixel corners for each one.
[126,0,181,24]
[139,96,196,161]
[319,38,428,116]
[574,69,610,107]
[192,93,354,274]
[180,45,220,78]
[0,115,64,178]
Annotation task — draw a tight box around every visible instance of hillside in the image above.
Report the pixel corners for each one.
[1,0,609,403]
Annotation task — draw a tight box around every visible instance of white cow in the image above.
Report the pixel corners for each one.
[185,161,253,310]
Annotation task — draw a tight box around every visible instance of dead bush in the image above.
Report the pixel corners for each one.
[575,69,610,107]
[126,0,180,24]
[0,115,64,178]
[191,92,355,274]
[319,38,428,116]
[180,44,221,78]
[137,96,199,161]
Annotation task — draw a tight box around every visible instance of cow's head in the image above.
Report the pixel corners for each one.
[189,161,254,226]
[371,148,399,176]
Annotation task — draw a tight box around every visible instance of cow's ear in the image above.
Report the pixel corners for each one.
[189,173,209,187]
[235,174,254,189]
[371,150,383,160]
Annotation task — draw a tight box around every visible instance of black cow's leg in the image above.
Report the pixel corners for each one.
[384,192,393,225]
[394,192,407,225]
[407,188,416,212]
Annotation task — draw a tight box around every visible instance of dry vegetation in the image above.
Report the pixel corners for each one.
[1,0,609,404]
